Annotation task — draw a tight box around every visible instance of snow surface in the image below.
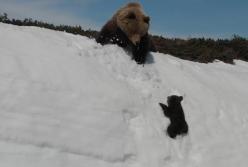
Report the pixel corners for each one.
[0,22,248,167]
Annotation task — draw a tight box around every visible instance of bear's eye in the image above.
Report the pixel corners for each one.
[126,12,136,19]
[144,16,150,24]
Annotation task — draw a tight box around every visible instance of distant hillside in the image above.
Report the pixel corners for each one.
[152,35,248,64]
[1,13,247,64]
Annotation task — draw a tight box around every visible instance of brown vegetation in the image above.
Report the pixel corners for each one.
[1,13,247,64]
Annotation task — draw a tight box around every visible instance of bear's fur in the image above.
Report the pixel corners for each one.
[96,2,156,64]
[159,95,188,139]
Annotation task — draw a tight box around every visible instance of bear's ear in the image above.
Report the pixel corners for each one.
[143,16,150,24]
[159,103,168,112]
[179,96,183,102]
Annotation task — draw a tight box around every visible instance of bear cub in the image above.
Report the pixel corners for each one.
[159,95,188,139]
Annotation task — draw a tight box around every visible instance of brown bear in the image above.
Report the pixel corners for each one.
[96,2,156,64]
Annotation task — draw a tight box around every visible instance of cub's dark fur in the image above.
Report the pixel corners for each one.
[159,95,188,139]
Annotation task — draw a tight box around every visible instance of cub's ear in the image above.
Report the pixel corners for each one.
[179,96,183,102]
[159,103,168,112]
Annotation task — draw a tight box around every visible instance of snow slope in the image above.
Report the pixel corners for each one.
[0,23,248,167]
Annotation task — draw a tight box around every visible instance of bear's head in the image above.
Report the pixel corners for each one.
[113,2,150,45]
[167,95,183,106]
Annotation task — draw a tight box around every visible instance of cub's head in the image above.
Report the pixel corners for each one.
[167,95,183,106]
[113,2,150,45]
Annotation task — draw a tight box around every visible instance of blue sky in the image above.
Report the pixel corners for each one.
[0,0,247,39]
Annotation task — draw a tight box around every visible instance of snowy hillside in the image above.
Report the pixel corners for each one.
[0,22,248,167]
